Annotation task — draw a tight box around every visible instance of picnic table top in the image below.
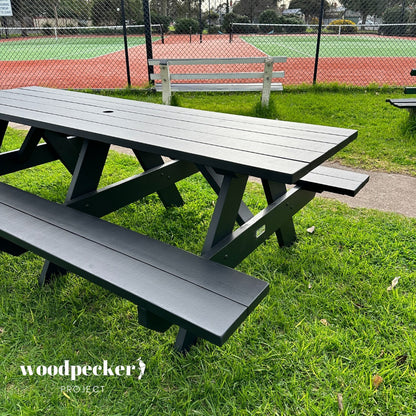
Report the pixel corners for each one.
[0,86,358,184]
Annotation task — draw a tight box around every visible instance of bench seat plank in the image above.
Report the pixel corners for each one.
[148,57,287,65]
[153,82,284,92]
[297,166,369,196]
[386,98,416,109]
[0,183,268,346]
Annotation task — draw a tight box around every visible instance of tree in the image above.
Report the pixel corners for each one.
[339,0,389,24]
[92,0,142,25]
[232,0,275,22]
[288,0,329,23]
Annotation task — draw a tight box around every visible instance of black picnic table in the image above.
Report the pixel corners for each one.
[0,87,368,352]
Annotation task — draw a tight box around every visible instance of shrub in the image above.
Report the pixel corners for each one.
[259,10,283,33]
[174,18,199,34]
[379,6,410,36]
[327,19,358,34]
[151,14,170,34]
[207,25,221,34]
[282,16,306,33]
[222,12,251,33]
[407,9,416,36]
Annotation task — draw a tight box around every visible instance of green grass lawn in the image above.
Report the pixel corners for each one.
[241,34,416,58]
[0,36,152,61]
[0,88,416,414]
[0,128,415,415]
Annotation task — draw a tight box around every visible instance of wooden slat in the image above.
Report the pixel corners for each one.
[297,166,369,196]
[0,96,311,182]
[386,98,416,108]
[2,88,354,147]
[18,87,358,140]
[148,57,287,65]
[0,183,268,345]
[0,88,357,183]
[154,83,284,92]
[150,71,285,80]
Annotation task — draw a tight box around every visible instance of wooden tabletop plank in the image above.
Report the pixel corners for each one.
[5,89,338,153]
[0,101,309,182]
[0,94,325,164]
[18,87,358,142]
[0,87,358,183]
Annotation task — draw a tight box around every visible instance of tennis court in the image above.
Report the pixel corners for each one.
[0,35,153,61]
[241,34,416,58]
[0,32,415,89]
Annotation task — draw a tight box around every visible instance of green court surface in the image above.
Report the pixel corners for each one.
[0,36,155,61]
[242,34,416,58]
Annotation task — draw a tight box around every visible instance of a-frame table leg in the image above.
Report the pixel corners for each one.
[0,120,8,149]
[261,179,297,246]
[174,173,248,352]
[39,139,110,286]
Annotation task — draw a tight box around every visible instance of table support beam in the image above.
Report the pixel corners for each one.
[17,127,44,163]
[133,150,184,208]
[43,131,83,174]
[204,186,315,268]
[65,139,110,202]
[67,160,198,217]
[0,144,58,176]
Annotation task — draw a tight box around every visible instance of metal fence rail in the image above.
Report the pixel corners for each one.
[0,0,415,89]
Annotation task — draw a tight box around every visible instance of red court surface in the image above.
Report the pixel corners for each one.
[0,35,414,89]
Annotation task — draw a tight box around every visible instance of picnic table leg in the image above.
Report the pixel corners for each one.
[42,131,83,174]
[174,328,198,353]
[262,179,296,246]
[39,139,110,286]
[17,127,44,162]
[0,120,8,148]
[17,129,82,174]
[174,173,248,353]
[198,165,253,225]
[201,173,249,254]
[133,150,184,207]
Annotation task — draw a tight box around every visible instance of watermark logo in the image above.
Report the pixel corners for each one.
[19,358,146,392]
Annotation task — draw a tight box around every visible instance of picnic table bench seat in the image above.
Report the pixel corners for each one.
[0,182,268,352]
[388,69,416,106]
[386,98,416,114]
[297,166,369,196]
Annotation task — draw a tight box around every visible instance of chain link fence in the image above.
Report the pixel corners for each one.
[0,0,415,89]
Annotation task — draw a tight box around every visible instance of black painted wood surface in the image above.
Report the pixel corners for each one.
[0,87,358,184]
[0,182,269,346]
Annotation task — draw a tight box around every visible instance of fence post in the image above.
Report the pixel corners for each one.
[199,0,203,43]
[261,57,273,107]
[143,0,154,84]
[160,24,164,44]
[120,0,131,88]
[313,0,325,85]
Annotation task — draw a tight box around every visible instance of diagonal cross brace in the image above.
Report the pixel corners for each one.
[203,186,316,268]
